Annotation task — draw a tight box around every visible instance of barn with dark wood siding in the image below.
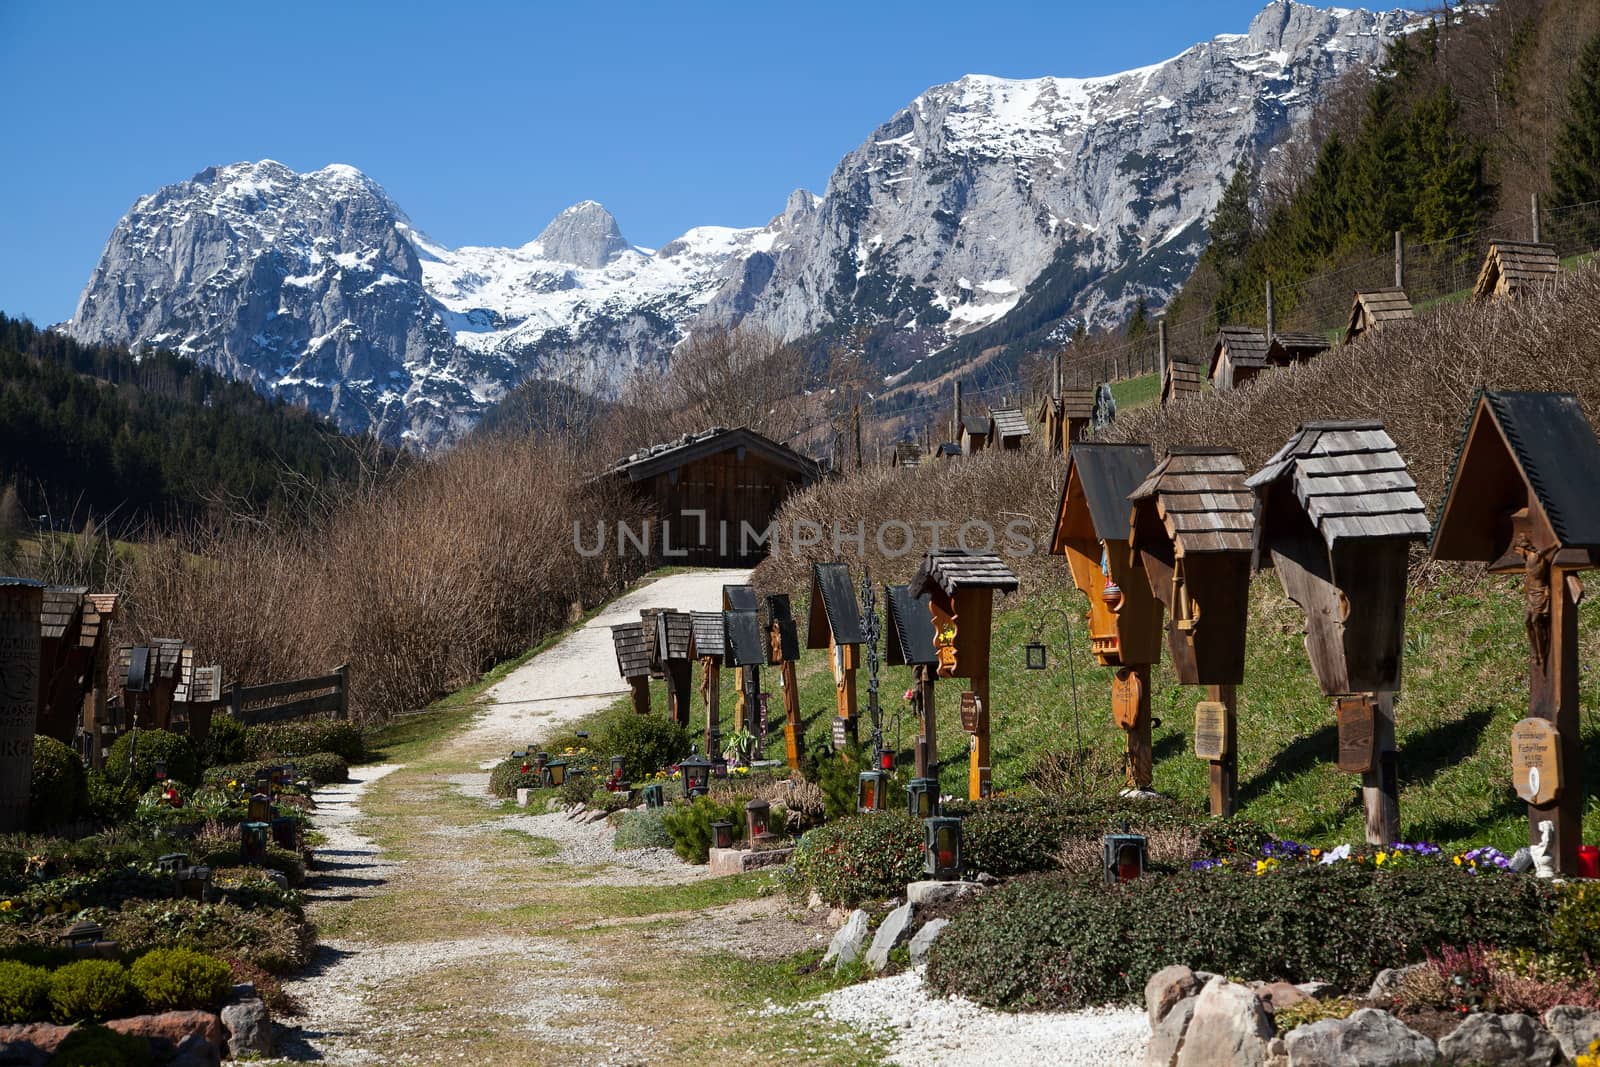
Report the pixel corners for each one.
[607,426,821,567]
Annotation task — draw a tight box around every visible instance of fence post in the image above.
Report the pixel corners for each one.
[1265,279,1276,343]
[1531,192,1542,244]
[335,664,349,721]
[1157,319,1168,388]
[228,684,241,723]
[1394,231,1405,289]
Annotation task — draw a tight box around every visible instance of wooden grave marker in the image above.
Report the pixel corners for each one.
[724,585,761,732]
[1510,717,1561,806]
[765,594,804,771]
[609,622,652,715]
[689,611,726,758]
[0,579,44,833]
[1052,442,1163,790]
[885,583,940,779]
[1247,420,1429,844]
[653,609,694,728]
[1431,390,1600,873]
[806,564,863,745]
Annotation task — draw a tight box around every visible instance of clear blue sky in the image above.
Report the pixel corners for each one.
[1,0,1279,325]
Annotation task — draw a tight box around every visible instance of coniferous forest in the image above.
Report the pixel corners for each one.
[0,312,385,529]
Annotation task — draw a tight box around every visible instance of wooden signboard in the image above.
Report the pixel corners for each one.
[831,716,848,751]
[1193,700,1230,760]
[959,691,979,733]
[1336,696,1377,774]
[1111,669,1143,731]
[1511,717,1562,806]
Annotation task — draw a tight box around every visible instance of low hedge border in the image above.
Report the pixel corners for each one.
[204,752,348,787]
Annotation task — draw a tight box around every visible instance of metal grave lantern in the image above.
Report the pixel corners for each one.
[534,751,550,772]
[61,921,105,953]
[272,816,298,850]
[175,864,211,901]
[745,798,772,841]
[1051,444,1164,789]
[906,778,939,819]
[543,759,568,788]
[610,622,653,715]
[886,583,941,780]
[1430,391,1600,875]
[654,609,695,727]
[241,821,269,864]
[608,755,626,786]
[856,769,888,813]
[924,816,963,880]
[643,782,665,809]
[1246,421,1429,845]
[1024,640,1047,671]
[710,820,734,851]
[911,551,1019,801]
[1128,447,1255,817]
[689,610,727,759]
[1103,823,1148,884]
[765,594,804,771]
[724,584,763,734]
[153,759,168,782]
[680,752,711,797]
[807,563,864,745]
[156,852,188,875]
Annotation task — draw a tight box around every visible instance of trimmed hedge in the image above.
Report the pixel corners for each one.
[594,709,690,783]
[489,757,543,798]
[204,752,348,786]
[29,735,87,829]
[788,814,924,906]
[925,864,1558,1011]
[244,721,365,764]
[104,731,199,790]
[0,960,50,1023]
[48,959,136,1023]
[130,948,232,1013]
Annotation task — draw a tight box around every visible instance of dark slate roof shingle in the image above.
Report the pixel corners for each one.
[884,584,938,666]
[1067,442,1157,541]
[911,550,1020,598]
[807,562,864,647]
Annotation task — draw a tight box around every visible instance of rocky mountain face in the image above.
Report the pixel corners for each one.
[64,1,1419,447]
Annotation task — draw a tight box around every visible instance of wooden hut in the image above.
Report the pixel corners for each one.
[764,594,803,769]
[1430,391,1600,874]
[807,562,864,743]
[885,583,940,779]
[1128,448,1254,816]
[1209,327,1270,391]
[1036,389,1098,453]
[988,407,1031,450]
[890,441,923,469]
[610,622,652,715]
[606,426,821,566]
[1474,240,1559,301]
[1265,331,1331,368]
[933,442,962,462]
[688,611,725,756]
[1051,442,1164,789]
[1161,357,1205,406]
[1345,288,1414,344]
[959,414,992,455]
[1246,420,1429,844]
[911,550,1018,799]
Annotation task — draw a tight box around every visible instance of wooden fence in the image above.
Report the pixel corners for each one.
[227,664,348,725]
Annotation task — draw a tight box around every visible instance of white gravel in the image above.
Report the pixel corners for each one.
[805,968,1150,1066]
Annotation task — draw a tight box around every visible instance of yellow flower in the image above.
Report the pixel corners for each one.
[0,900,12,912]
[228,779,238,788]
[1375,851,1388,866]
[1309,848,1322,858]
[1254,858,1279,876]
[1453,855,1463,866]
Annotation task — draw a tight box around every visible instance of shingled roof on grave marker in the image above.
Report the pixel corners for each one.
[1129,448,1254,555]
[1345,288,1415,344]
[891,441,923,468]
[765,594,801,662]
[1266,331,1331,366]
[1474,240,1559,300]
[1245,420,1430,560]
[190,665,223,704]
[912,550,1020,598]
[989,408,1030,441]
[1061,389,1097,419]
[1054,442,1158,553]
[723,609,766,667]
[1211,326,1269,375]
[884,584,939,666]
[1431,390,1600,560]
[689,611,726,659]
[1163,356,1206,404]
[610,622,651,680]
[806,562,864,649]
[78,593,118,649]
[654,610,693,660]
[40,586,86,641]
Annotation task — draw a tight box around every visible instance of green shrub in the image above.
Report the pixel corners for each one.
[200,714,249,767]
[100,900,316,975]
[104,730,200,790]
[0,960,51,1023]
[203,752,347,786]
[587,787,631,813]
[660,795,746,863]
[925,864,1557,1011]
[557,772,596,806]
[595,710,690,783]
[29,735,87,830]
[244,721,364,764]
[48,959,137,1023]
[488,757,543,798]
[613,809,672,850]
[52,1024,154,1067]
[813,742,867,821]
[129,947,233,1012]
[1550,881,1600,972]
[786,814,924,906]
[84,769,137,824]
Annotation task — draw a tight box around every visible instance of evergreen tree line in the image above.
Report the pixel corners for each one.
[0,313,386,531]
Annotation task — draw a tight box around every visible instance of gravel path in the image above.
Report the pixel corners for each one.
[807,969,1149,1066]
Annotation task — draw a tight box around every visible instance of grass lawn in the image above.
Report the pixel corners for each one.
[1111,372,1159,411]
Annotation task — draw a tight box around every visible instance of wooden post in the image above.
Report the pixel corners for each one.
[335,663,349,721]
[830,635,857,743]
[1052,350,1062,399]
[914,664,937,779]
[628,676,651,716]
[1394,230,1405,289]
[852,404,863,470]
[1116,666,1155,790]
[952,381,962,442]
[1528,566,1582,873]
[1205,684,1238,817]
[1265,279,1276,344]
[1156,319,1167,391]
[666,659,692,727]
[967,675,990,800]
[779,658,801,771]
[1531,192,1542,245]
[1361,690,1401,845]
[700,658,721,756]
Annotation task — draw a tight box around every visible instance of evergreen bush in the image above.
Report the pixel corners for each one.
[129,948,233,1013]
[199,714,249,768]
[203,752,347,786]
[244,721,364,763]
[0,960,51,1023]
[613,809,672,851]
[594,710,690,783]
[47,959,137,1023]
[104,730,199,790]
[84,770,137,824]
[51,1025,154,1067]
[660,796,746,863]
[786,814,923,906]
[29,735,87,829]
[488,757,542,798]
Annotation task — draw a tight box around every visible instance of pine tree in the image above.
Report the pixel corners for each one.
[1207,166,1256,270]
[1550,31,1600,208]
[1409,87,1489,241]
[1126,296,1149,341]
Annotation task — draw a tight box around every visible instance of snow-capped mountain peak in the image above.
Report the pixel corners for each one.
[529,200,631,268]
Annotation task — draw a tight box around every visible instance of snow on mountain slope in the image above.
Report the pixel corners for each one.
[64,1,1422,447]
